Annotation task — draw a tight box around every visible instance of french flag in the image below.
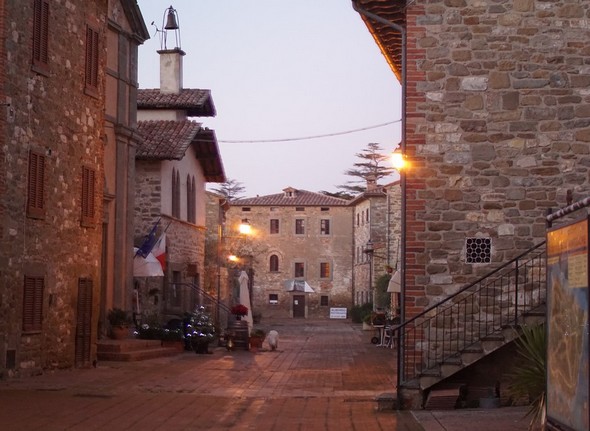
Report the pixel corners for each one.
[152,233,166,271]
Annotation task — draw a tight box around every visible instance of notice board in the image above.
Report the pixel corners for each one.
[546,217,589,431]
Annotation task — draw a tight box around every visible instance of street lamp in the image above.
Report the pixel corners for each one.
[363,239,375,311]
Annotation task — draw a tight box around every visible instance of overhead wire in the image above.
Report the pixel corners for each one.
[218,119,401,144]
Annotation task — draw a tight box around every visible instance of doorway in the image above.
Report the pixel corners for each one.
[292,295,305,318]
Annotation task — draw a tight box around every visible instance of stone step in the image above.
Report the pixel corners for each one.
[97,338,183,362]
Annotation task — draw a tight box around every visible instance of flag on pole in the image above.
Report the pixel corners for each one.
[152,233,166,271]
[136,218,161,258]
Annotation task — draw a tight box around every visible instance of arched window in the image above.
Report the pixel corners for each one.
[186,175,196,223]
[269,254,279,272]
[172,168,180,218]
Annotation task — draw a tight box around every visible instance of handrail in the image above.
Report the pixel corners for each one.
[396,240,547,388]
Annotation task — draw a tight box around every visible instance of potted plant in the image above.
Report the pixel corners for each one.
[107,308,130,340]
[186,306,216,354]
[249,328,266,350]
[231,303,248,320]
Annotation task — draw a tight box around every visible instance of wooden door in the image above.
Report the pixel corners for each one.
[293,295,305,318]
[75,278,93,367]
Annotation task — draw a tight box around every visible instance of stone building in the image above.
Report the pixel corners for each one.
[102,1,149,334]
[353,0,590,406]
[135,36,225,322]
[0,0,147,375]
[227,188,353,319]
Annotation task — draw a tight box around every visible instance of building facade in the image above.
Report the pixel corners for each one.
[354,0,590,318]
[227,188,353,319]
[135,42,225,322]
[0,0,147,375]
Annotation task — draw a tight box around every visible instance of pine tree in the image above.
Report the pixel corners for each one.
[338,142,394,195]
[211,178,246,201]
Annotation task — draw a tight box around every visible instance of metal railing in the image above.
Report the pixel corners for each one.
[163,282,233,329]
[397,241,546,387]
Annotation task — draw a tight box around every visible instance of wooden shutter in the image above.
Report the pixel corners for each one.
[75,278,93,366]
[27,150,45,219]
[23,276,44,332]
[81,166,95,226]
[85,26,99,89]
[32,0,49,71]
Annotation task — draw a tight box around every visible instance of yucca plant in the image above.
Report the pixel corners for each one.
[507,324,547,430]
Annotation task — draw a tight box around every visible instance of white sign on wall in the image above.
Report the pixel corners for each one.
[329,307,347,319]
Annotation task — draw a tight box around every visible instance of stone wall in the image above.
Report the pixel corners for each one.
[0,0,107,374]
[405,0,590,318]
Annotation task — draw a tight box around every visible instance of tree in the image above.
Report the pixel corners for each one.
[211,178,246,201]
[319,190,355,200]
[338,142,394,195]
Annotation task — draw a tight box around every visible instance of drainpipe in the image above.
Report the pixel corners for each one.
[351,1,407,406]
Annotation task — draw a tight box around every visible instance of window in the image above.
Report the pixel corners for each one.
[241,207,251,212]
[269,255,279,272]
[32,0,49,74]
[466,237,492,263]
[269,294,278,305]
[320,262,331,279]
[296,207,305,212]
[357,213,360,226]
[81,165,96,226]
[23,276,44,332]
[320,295,329,306]
[172,168,180,218]
[294,262,305,278]
[27,150,45,219]
[270,219,279,234]
[366,209,369,222]
[295,219,305,235]
[320,219,330,235]
[321,207,329,212]
[85,25,99,93]
[186,175,195,223]
[170,271,181,306]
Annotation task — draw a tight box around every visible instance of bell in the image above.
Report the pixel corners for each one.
[164,6,179,30]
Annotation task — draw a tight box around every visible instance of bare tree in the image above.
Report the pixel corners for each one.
[211,178,247,201]
[337,142,394,195]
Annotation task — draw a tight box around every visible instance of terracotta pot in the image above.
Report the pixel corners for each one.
[110,326,129,340]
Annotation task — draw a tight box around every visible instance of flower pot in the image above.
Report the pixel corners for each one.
[110,326,129,340]
[249,336,263,349]
[192,339,210,354]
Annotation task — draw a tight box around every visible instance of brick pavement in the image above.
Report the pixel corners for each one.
[0,318,531,431]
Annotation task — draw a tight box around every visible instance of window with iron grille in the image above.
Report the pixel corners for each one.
[320,295,329,306]
[85,25,99,93]
[295,219,305,235]
[269,254,279,272]
[294,262,305,278]
[32,0,49,74]
[465,237,492,263]
[270,219,279,234]
[320,262,331,279]
[23,276,44,332]
[320,219,330,235]
[27,150,45,219]
[81,165,95,227]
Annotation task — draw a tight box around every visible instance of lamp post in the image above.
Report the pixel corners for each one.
[363,239,375,311]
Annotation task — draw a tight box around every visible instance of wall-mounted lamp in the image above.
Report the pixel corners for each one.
[391,148,407,171]
[239,219,251,235]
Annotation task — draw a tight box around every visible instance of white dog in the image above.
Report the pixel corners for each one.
[267,330,279,351]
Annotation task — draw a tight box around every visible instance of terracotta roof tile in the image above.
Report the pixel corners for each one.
[231,188,350,207]
[137,89,216,117]
[136,120,201,160]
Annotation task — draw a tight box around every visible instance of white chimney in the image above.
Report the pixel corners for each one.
[158,48,185,94]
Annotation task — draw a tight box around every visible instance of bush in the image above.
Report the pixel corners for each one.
[350,303,373,324]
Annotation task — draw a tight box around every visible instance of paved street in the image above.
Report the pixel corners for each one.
[0,318,530,431]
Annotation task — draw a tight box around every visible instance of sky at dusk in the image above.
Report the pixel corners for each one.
[137,0,402,198]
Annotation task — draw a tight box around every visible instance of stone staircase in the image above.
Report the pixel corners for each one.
[397,242,547,408]
[97,338,184,362]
